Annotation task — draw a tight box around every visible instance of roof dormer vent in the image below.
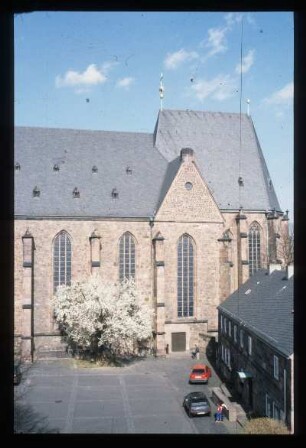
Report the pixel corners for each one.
[33,186,40,197]
[15,162,21,171]
[92,165,98,173]
[53,164,60,172]
[73,187,80,198]
[126,166,132,175]
[112,188,118,199]
[238,176,244,186]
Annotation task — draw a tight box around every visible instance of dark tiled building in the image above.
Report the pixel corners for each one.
[217,265,294,431]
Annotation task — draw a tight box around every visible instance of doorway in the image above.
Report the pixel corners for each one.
[171,332,186,352]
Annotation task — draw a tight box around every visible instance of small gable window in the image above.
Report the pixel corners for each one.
[53,164,60,172]
[185,182,193,190]
[92,166,98,173]
[15,162,21,171]
[126,166,132,175]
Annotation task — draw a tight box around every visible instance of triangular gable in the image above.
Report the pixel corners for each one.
[156,154,224,223]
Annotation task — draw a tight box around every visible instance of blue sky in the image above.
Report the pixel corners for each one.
[14,11,293,217]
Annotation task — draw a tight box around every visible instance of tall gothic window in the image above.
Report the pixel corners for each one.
[177,234,194,317]
[119,232,136,281]
[53,231,71,292]
[248,222,261,276]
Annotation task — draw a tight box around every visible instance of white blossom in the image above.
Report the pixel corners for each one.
[51,275,153,354]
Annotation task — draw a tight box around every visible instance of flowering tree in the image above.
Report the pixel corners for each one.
[52,275,153,356]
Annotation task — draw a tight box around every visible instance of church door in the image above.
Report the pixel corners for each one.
[171,332,186,352]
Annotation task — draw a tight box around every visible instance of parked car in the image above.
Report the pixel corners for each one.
[14,362,22,385]
[189,363,211,384]
[183,391,211,417]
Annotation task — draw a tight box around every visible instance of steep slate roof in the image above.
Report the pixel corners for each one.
[15,109,281,218]
[154,109,281,212]
[15,127,168,218]
[218,269,293,357]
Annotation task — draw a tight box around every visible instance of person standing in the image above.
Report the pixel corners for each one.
[192,344,200,359]
[215,404,223,422]
[215,402,227,422]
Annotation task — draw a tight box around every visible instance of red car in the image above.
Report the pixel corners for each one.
[189,363,212,384]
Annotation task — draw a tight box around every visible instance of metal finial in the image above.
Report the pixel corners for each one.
[246,99,250,116]
[159,73,164,111]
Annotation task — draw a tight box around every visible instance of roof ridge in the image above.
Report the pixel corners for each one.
[160,108,248,116]
[15,125,153,136]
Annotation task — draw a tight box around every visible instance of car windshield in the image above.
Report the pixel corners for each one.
[191,396,207,403]
[192,369,205,374]
[191,400,208,406]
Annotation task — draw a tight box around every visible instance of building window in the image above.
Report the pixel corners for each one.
[248,335,252,355]
[225,347,231,368]
[240,329,244,349]
[220,315,223,332]
[273,403,280,420]
[177,234,194,317]
[53,231,71,293]
[273,355,279,380]
[228,320,232,338]
[266,394,272,418]
[248,222,261,276]
[119,232,136,281]
[234,325,237,343]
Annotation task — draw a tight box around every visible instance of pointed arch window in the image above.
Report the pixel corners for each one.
[248,222,261,276]
[119,232,136,281]
[53,231,71,292]
[177,234,194,317]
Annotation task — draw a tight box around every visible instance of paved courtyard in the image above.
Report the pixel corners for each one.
[14,354,241,434]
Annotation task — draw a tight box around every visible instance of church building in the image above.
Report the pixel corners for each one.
[14,109,289,360]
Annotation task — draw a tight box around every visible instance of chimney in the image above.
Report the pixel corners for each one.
[180,147,195,163]
[286,264,294,279]
[268,263,282,275]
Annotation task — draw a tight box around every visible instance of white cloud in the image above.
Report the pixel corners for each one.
[102,60,119,74]
[201,13,248,61]
[263,82,293,105]
[224,12,243,29]
[205,27,227,56]
[55,64,107,88]
[191,74,238,101]
[164,48,198,70]
[235,49,255,74]
[225,12,255,28]
[116,77,135,89]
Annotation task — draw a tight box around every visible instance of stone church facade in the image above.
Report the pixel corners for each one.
[14,109,289,360]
